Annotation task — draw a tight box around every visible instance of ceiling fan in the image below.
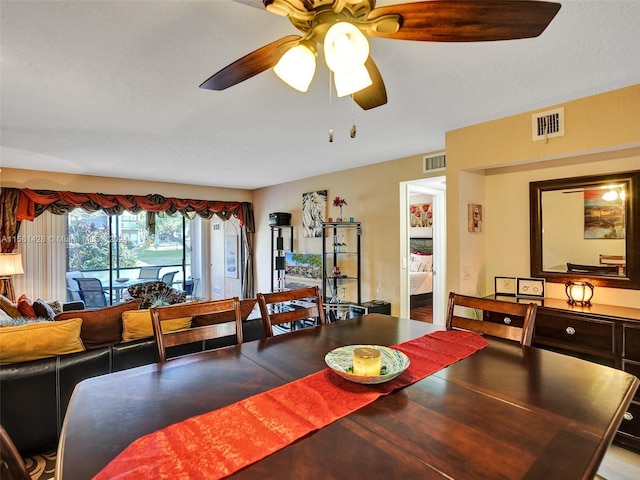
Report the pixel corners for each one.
[200,0,561,110]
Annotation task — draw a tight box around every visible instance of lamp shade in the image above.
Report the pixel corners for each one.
[565,281,594,306]
[324,22,369,74]
[334,64,372,97]
[0,253,24,276]
[274,45,317,92]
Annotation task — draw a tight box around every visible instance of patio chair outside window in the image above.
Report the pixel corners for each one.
[76,278,108,309]
[66,271,84,302]
[138,266,162,280]
[161,271,178,287]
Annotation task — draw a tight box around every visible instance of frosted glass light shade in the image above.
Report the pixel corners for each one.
[324,22,369,74]
[334,64,372,97]
[274,45,316,92]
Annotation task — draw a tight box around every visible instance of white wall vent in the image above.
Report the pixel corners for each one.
[213,223,221,231]
[532,107,564,141]
[423,152,446,172]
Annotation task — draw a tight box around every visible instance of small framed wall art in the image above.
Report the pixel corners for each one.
[494,276,517,296]
[516,277,545,298]
[468,203,482,233]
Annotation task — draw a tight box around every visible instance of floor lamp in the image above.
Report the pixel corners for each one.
[0,253,24,302]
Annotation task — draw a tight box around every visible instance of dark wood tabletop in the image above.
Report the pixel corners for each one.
[56,314,638,480]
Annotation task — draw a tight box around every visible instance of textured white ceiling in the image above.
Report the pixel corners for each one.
[1,0,639,190]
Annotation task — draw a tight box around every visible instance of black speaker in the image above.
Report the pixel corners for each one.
[269,212,291,226]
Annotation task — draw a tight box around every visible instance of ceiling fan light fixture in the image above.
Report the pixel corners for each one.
[324,22,369,74]
[334,64,372,97]
[274,44,316,92]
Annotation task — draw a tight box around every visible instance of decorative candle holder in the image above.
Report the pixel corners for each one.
[353,347,381,376]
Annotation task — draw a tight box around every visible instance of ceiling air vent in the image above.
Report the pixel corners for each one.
[423,152,446,173]
[532,107,564,141]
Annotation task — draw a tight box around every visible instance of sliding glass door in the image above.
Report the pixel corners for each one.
[66,210,191,304]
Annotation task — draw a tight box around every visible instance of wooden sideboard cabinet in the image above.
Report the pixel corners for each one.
[485,296,640,452]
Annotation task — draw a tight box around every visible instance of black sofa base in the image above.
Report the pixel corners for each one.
[0,319,265,455]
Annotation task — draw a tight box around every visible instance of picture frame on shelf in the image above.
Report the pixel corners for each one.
[516,277,545,298]
[494,276,517,296]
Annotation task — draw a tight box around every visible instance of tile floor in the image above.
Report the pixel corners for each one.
[598,444,640,479]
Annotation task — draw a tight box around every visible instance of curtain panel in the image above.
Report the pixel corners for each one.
[0,188,22,252]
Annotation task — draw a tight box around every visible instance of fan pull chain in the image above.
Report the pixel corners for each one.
[328,70,334,143]
[350,95,357,139]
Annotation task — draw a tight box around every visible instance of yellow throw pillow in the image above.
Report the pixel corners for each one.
[0,294,21,319]
[122,310,191,342]
[0,318,85,364]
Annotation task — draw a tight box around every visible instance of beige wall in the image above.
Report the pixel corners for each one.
[0,168,252,202]
[445,84,640,308]
[5,84,639,311]
[252,156,438,315]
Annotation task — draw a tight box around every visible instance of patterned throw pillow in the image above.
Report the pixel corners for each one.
[46,300,63,315]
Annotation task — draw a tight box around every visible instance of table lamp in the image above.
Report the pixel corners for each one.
[0,253,24,302]
[565,281,594,306]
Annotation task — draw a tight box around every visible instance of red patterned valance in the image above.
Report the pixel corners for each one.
[17,188,248,226]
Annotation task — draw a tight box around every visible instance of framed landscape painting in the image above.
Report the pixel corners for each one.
[584,188,625,239]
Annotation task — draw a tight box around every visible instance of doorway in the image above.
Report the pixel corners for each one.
[400,176,446,325]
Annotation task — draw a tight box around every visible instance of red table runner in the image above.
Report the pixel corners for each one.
[93,330,489,479]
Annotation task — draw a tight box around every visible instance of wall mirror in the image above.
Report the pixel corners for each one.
[530,170,639,289]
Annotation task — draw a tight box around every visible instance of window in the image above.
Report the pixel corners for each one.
[66,210,192,304]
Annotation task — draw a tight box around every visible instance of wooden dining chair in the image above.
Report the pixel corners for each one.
[1,424,30,480]
[567,262,619,275]
[150,297,243,362]
[446,292,537,346]
[257,286,325,337]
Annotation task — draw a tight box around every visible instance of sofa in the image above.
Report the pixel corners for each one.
[0,297,264,455]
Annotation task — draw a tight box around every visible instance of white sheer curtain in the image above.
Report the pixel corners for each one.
[14,211,68,302]
[190,216,210,300]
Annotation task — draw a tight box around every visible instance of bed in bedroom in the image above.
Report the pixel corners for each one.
[409,238,433,308]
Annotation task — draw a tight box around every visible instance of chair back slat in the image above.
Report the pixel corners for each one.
[150,297,242,362]
[257,286,325,337]
[446,293,537,346]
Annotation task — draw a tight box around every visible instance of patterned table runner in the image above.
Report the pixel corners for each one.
[93,330,489,479]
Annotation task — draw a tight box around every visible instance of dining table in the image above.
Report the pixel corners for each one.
[55,314,638,479]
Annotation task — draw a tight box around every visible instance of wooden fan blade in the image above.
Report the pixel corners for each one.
[231,0,266,10]
[200,35,301,91]
[368,1,561,42]
[353,57,387,111]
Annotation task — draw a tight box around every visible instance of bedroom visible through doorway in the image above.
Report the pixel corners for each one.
[401,176,446,325]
